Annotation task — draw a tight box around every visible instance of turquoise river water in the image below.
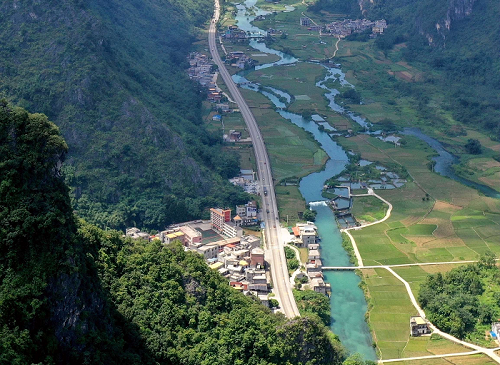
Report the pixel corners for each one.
[232,1,377,359]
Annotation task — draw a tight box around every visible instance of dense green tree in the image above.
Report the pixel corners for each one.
[288,258,300,271]
[418,255,500,340]
[303,209,317,222]
[293,290,332,326]
[0,102,352,365]
[0,102,153,364]
[465,139,482,155]
[0,0,249,231]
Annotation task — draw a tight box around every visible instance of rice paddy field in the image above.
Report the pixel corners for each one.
[362,268,472,360]
[213,2,500,360]
[241,88,328,183]
[384,354,496,365]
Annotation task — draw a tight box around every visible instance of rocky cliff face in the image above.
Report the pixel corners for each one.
[359,0,478,46]
[422,0,477,44]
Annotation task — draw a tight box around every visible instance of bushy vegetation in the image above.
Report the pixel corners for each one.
[418,253,500,342]
[0,101,149,364]
[285,246,300,271]
[308,0,361,17]
[0,102,352,364]
[0,0,248,231]
[293,289,332,326]
[303,208,318,222]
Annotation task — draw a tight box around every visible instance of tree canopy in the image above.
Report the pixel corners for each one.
[0,101,350,364]
[418,254,500,340]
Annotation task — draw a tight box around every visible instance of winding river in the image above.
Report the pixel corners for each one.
[403,128,500,198]
[226,0,500,360]
[232,1,377,359]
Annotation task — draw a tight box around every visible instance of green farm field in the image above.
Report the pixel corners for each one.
[352,195,388,223]
[275,185,307,227]
[215,1,500,359]
[245,62,357,130]
[239,88,328,222]
[362,268,470,360]
[384,354,496,365]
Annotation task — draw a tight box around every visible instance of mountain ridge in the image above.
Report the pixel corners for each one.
[0,0,246,230]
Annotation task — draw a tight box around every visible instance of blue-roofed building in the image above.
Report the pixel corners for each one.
[212,114,222,121]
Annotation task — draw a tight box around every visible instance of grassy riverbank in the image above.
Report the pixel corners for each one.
[240,88,328,225]
[212,0,500,359]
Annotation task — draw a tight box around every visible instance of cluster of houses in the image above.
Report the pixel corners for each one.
[299,17,387,38]
[225,50,257,70]
[210,239,268,304]
[290,223,330,295]
[188,52,224,103]
[222,25,266,43]
[223,25,248,42]
[229,169,259,194]
[125,202,271,305]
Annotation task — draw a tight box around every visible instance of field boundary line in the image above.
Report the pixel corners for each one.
[379,350,481,363]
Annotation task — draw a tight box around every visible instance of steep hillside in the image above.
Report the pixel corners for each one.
[0,102,348,364]
[0,102,152,364]
[0,0,247,230]
[361,0,500,136]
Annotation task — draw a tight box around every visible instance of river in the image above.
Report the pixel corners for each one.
[232,1,377,360]
[403,128,500,199]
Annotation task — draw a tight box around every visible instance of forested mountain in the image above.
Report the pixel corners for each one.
[0,0,247,230]
[313,0,500,137]
[361,0,500,136]
[0,102,347,364]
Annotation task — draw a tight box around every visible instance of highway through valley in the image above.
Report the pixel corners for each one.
[209,0,300,318]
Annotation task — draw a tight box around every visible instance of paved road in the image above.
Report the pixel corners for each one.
[209,0,300,318]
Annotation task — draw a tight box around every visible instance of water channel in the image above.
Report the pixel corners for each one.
[403,128,500,199]
[227,0,500,360]
[232,1,377,359]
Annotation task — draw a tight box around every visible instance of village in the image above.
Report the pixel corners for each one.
[299,17,387,38]
[125,197,333,308]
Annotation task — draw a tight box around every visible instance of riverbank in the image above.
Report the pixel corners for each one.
[212,0,500,362]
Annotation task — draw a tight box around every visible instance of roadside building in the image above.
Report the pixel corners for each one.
[293,223,317,247]
[223,221,243,238]
[126,227,150,241]
[196,243,219,260]
[236,205,246,217]
[310,277,329,295]
[159,230,185,245]
[179,225,202,246]
[250,247,265,268]
[308,249,321,261]
[410,316,430,336]
[246,200,257,217]
[233,215,243,227]
[300,17,311,26]
[210,208,231,233]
